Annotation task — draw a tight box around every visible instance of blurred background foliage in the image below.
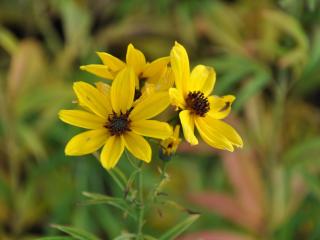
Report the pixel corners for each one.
[0,0,320,239]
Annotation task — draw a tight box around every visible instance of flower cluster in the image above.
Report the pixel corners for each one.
[59,42,243,169]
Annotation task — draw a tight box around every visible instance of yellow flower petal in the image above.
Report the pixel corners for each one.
[100,136,124,169]
[189,65,216,96]
[160,67,175,90]
[169,88,186,109]
[179,110,198,145]
[80,64,114,79]
[59,110,105,129]
[131,119,172,139]
[129,92,170,121]
[96,52,125,72]
[65,129,109,156]
[126,43,146,75]
[208,95,236,119]
[146,68,164,85]
[110,67,136,114]
[196,115,243,151]
[195,117,234,151]
[95,82,110,95]
[122,132,151,163]
[142,56,170,78]
[207,116,243,148]
[160,124,181,157]
[146,66,175,91]
[170,42,190,96]
[73,81,111,118]
[173,124,181,139]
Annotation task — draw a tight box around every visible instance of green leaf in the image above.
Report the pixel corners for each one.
[110,167,128,190]
[82,192,136,219]
[301,170,320,201]
[113,233,136,240]
[203,3,246,55]
[158,214,200,240]
[0,26,18,54]
[294,29,320,95]
[144,236,158,240]
[201,55,261,95]
[18,123,47,160]
[35,237,74,240]
[215,65,253,95]
[283,137,320,165]
[51,224,100,240]
[92,153,127,191]
[53,0,91,49]
[112,234,157,240]
[233,70,270,111]
[264,10,308,51]
[94,205,122,238]
[307,0,317,11]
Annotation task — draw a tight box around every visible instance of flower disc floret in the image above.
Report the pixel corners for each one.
[106,111,131,136]
[186,91,210,117]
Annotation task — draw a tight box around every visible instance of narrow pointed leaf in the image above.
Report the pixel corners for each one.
[233,71,270,111]
[113,233,136,240]
[158,214,200,240]
[82,192,135,219]
[51,224,100,240]
[283,137,320,164]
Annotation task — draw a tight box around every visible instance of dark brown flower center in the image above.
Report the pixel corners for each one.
[105,111,131,136]
[134,89,142,101]
[185,91,210,116]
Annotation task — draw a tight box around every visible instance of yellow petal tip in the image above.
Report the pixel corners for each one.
[64,146,74,156]
[96,51,106,58]
[103,165,112,170]
[189,138,199,145]
[57,110,65,119]
[127,43,135,50]
[144,158,151,163]
[73,81,82,88]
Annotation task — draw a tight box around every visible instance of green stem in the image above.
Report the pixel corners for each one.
[108,169,126,191]
[161,162,168,179]
[136,162,144,240]
[92,152,126,191]
[152,162,168,200]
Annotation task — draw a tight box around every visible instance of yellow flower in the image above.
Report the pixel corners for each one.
[59,67,172,169]
[160,125,181,160]
[80,43,169,89]
[169,42,243,151]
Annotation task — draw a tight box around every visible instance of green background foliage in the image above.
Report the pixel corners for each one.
[0,0,320,239]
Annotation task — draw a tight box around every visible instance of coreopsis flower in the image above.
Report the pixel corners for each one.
[59,67,172,169]
[159,125,181,161]
[80,43,169,89]
[169,42,243,151]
